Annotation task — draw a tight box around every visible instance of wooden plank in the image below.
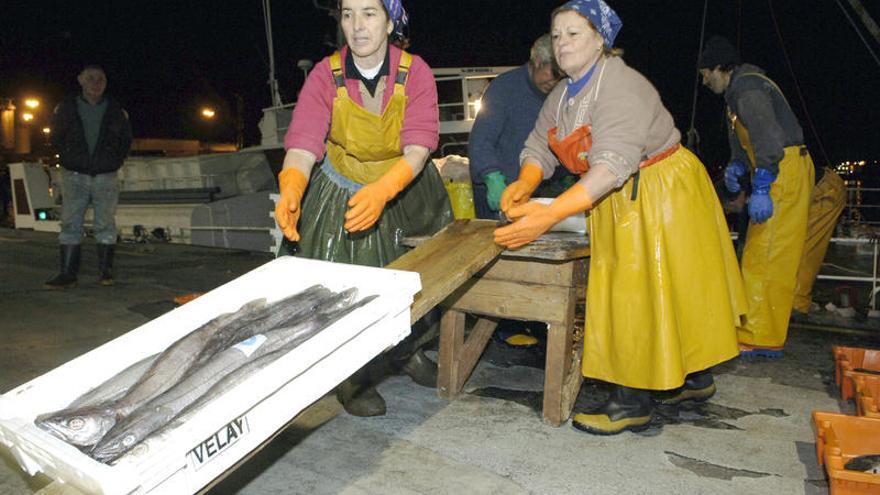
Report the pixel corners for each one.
[401,221,590,262]
[447,278,572,324]
[542,286,578,426]
[480,257,577,287]
[387,220,504,324]
[438,309,466,398]
[453,317,497,392]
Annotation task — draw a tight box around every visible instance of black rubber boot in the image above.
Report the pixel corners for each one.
[97,244,115,286]
[336,368,386,417]
[572,384,653,435]
[44,244,81,290]
[400,348,438,388]
[655,369,716,406]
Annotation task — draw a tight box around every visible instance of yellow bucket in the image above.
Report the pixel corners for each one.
[444,180,476,219]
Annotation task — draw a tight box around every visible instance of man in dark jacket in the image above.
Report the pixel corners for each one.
[45,65,132,289]
[468,33,574,220]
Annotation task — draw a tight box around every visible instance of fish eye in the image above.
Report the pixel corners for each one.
[68,418,85,430]
[122,434,136,446]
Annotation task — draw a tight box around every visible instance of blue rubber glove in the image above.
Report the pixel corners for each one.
[748,167,776,224]
[484,171,507,211]
[724,160,748,193]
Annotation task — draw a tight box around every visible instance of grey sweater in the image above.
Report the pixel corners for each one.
[724,64,804,175]
[521,56,680,191]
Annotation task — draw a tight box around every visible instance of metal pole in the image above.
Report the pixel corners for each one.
[263,0,283,107]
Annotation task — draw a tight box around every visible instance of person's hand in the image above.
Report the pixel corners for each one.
[275,168,309,241]
[500,162,543,212]
[748,193,773,223]
[344,158,414,232]
[483,171,506,211]
[724,159,748,193]
[495,183,593,248]
[748,167,776,224]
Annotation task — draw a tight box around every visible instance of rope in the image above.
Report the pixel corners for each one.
[685,0,710,153]
[766,0,833,168]
[833,0,880,68]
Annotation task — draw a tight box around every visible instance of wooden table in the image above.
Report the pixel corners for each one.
[438,232,589,426]
[396,220,590,427]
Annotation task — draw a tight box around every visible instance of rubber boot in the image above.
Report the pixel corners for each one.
[572,384,653,435]
[44,244,81,290]
[400,348,438,388]
[655,369,716,406]
[335,368,386,417]
[97,244,115,286]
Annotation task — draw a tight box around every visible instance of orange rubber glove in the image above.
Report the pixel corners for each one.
[500,162,544,212]
[274,167,309,241]
[494,182,593,248]
[344,158,414,232]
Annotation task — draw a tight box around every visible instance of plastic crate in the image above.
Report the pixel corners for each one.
[834,346,880,401]
[813,411,880,495]
[0,257,420,495]
[853,374,880,419]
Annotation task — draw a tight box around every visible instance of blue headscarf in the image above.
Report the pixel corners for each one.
[558,0,622,48]
[382,0,409,40]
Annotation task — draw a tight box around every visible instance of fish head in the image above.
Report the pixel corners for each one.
[36,409,116,447]
[90,408,166,463]
[90,429,142,463]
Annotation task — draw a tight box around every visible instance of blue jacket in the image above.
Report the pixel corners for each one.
[468,65,548,184]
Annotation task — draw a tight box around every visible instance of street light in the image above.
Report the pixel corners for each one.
[201,107,216,119]
[42,127,51,135]
[24,98,40,109]
[21,112,34,122]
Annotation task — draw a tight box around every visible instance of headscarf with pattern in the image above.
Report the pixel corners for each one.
[558,0,622,48]
[382,0,409,41]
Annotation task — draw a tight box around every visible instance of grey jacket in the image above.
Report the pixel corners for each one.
[724,64,804,175]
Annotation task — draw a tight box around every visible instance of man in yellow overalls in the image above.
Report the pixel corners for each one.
[699,36,841,357]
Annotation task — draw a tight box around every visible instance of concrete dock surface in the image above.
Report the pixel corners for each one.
[1,227,879,495]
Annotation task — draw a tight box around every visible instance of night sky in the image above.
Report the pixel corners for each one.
[2,0,879,174]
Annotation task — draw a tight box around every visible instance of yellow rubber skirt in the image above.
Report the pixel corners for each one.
[583,147,746,390]
[737,147,813,347]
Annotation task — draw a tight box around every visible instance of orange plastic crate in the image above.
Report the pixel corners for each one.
[834,346,880,401]
[854,374,880,419]
[813,411,880,495]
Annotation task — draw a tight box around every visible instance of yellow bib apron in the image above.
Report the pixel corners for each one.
[729,73,813,347]
[326,51,411,185]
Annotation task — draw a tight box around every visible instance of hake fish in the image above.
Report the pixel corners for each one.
[91,290,376,463]
[36,285,332,448]
[35,299,265,448]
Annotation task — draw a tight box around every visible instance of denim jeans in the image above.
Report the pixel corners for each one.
[59,170,119,245]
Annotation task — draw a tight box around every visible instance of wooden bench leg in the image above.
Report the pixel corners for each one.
[438,309,497,399]
[542,287,580,426]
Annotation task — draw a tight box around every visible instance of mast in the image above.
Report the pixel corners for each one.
[847,0,880,45]
[262,0,283,107]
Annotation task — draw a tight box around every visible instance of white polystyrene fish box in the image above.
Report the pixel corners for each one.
[0,257,420,495]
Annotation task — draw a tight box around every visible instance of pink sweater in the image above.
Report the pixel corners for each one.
[284,45,440,161]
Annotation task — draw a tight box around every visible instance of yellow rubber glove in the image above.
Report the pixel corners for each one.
[500,162,544,212]
[344,158,414,232]
[274,167,309,241]
[494,182,592,248]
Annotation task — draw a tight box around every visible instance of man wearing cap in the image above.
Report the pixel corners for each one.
[699,36,841,357]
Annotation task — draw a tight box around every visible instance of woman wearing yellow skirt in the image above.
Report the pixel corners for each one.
[495,0,747,435]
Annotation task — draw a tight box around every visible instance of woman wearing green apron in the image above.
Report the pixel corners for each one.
[274,0,453,416]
